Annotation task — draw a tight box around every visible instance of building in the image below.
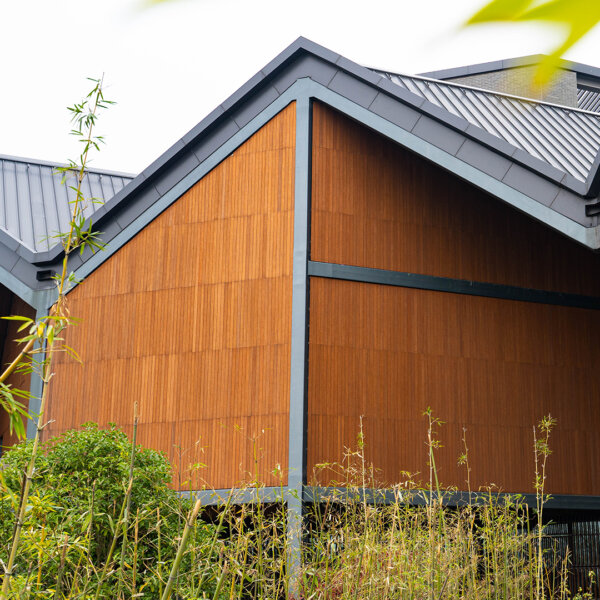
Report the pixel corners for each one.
[1,39,600,540]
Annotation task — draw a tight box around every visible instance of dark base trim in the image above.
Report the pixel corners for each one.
[179,485,600,512]
[308,261,600,310]
[304,486,600,511]
[180,487,286,506]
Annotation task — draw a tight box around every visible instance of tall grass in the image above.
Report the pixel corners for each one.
[299,415,570,600]
[0,415,595,599]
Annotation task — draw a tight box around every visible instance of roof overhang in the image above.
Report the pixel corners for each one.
[3,37,600,309]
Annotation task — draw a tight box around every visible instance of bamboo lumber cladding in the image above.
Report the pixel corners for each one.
[311,102,600,297]
[309,101,600,496]
[45,103,296,490]
[0,288,35,449]
[307,278,600,496]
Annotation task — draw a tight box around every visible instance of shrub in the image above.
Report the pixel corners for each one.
[0,423,221,599]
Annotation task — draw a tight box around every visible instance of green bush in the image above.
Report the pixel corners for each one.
[0,423,221,599]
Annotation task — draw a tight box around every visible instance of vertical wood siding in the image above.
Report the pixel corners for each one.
[0,288,35,449]
[308,101,600,496]
[311,102,600,297]
[45,104,296,490]
[307,278,600,495]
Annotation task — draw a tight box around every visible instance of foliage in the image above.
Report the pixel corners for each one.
[0,78,116,600]
[466,0,600,84]
[0,424,221,599]
[0,414,594,599]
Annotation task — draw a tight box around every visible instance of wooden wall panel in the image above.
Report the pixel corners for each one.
[307,278,600,496]
[45,103,296,490]
[311,102,600,297]
[0,290,35,450]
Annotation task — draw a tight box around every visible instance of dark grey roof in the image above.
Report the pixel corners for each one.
[3,37,600,302]
[371,71,600,183]
[0,155,133,252]
[578,88,600,113]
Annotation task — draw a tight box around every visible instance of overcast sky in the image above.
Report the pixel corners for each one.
[2,0,600,174]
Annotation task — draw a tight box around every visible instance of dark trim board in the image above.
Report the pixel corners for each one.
[179,485,600,513]
[304,487,600,512]
[180,487,285,506]
[308,261,600,310]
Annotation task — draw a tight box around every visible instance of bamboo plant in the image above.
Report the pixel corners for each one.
[0,77,112,600]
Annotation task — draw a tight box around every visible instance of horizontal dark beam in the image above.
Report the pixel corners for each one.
[308,261,600,310]
[180,486,286,506]
[304,486,600,511]
[179,485,600,511]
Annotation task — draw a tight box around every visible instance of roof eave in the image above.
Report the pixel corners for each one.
[3,37,600,301]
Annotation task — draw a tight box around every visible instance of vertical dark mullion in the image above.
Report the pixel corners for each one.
[26,302,48,439]
[303,97,313,486]
[287,94,312,591]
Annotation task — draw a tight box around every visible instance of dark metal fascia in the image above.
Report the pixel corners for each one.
[585,150,600,198]
[308,261,600,310]
[57,77,600,302]
[178,485,600,511]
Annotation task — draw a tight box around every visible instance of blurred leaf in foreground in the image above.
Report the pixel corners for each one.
[466,0,600,85]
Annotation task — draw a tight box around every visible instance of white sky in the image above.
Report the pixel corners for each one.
[2,0,600,174]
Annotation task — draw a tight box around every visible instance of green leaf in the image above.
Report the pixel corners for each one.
[466,0,534,23]
[2,315,34,322]
[466,0,600,84]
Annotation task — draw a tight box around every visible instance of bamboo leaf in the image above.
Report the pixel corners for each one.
[466,0,600,84]
[466,0,534,23]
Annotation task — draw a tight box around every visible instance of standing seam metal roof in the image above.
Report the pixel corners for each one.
[371,70,600,183]
[578,88,600,113]
[3,43,600,268]
[0,156,134,252]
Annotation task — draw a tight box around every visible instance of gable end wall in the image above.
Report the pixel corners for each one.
[44,104,296,490]
[308,102,600,495]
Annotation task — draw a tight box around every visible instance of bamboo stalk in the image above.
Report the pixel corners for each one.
[93,480,132,600]
[0,339,34,385]
[132,510,139,599]
[53,535,69,600]
[160,498,203,600]
[116,403,139,599]
[0,79,107,600]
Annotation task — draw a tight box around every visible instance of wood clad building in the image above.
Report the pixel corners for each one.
[2,39,600,519]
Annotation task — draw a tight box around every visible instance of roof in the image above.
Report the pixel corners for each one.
[2,38,600,306]
[578,88,600,113]
[370,70,600,182]
[0,155,133,252]
[419,54,600,83]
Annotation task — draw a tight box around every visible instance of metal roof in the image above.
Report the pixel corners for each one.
[371,70,600,183]
[0,155,133,252]
[2,37,600,295]
[578,88,600,113]
[1,37,600,298]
